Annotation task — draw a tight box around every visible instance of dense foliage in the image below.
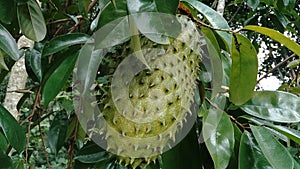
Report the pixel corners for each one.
[0,0,299,169]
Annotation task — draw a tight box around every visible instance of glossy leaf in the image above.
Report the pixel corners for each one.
[78,0,89,16]
[264,126,289,143]
[251,125,294,169]
[161,127,201,169]
[229,34,258,105]
[0,105,26,152]
[0,132,7,153]
[12,158,25,169]
[15,0,30,3]
[243,115,300,144]
[95,17,131,49]
[238,131,273,169]
[202,27,223,98]
[247,0,260,9]
[126,12,181,44]
[76,42,104,95]
[17,0,46,41]
[0,0,16,24]
[243,25,300,57]
[42,50,79,107]
[221,52,232,86]
[0,24,20,60]
[287,59,300,68]
[182,0,232,51]
[48,111,68,154]
[75,143,109,163]
[0,50,9,71]
[127,0,179,14]
[0,151,12,169]
[240,91,300,123]
[43,33,90,57]
[269,125,300,144]
[227,123,242,169]
[203,109,234,169]
[97,0,128,28]
[294,159,300,169]
[25,49,42,82]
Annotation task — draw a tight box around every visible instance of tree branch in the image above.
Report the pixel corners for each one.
[257,53,296,83]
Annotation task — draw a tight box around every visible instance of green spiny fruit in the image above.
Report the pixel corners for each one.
[92,15,204,168]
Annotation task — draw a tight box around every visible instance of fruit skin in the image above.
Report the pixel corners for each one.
[90,15,204,168]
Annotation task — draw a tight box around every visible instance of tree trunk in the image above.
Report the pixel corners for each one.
[217,0,225,16]
[3,36,33,120]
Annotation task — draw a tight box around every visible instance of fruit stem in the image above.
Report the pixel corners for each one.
[128,15,151,69]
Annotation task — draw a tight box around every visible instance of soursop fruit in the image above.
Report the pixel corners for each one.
[91,15,205,168]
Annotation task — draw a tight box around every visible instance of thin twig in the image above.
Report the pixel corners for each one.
[257,53,296,83]
[25,87,42,169]
[88,0,99,12]
[6,89,34,94]
[205,97,220,110]
[47,16,83,25]
[228,5,242,24]
[67,117,79,169]
[38,109,51,169]
[205,97,247,130]
[68,0,98,33]
[178,2,236,34]
[230,116,247,130]
[67,83,83,168]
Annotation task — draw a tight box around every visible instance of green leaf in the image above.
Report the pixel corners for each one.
[161,127,201,169]
[294,159,300,169]
[17,0,46,41]
[203,109,235,169]
[282,0,289,6]
[0,50,9,71]
[202,27,223,98]
[182,0,232,51]
[0,0,16,24]
[227,123,242,169]
[243,25,300,57]
[48,111,68,154]
[43,33,90,57]
[76,43,104,95]
[127,0,179,14]
[221,52,232,86]
[287,59,300,68]
[12,158,25,169]
[0,151,12,169]
[240,91,300,123]
[238,131,273,169]
[126,12,181,44]
[0,132,7,153]
[25,49,42,82]
[75,143,109,163]
[274,9,290,29]
[42,50,79,107]
[244,115,300,144]
[97,0,128,28]
[15,0,30,3]
[0,24,20,60]
[78,0,90,16]
[251,125,294,169]
[0,104,26,152]
[95,17,130,49]
[269,126,300,144]
[229,34,258,105]
[247,0,260,9]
